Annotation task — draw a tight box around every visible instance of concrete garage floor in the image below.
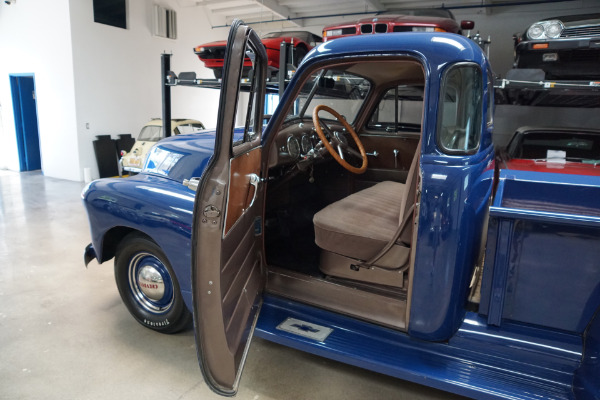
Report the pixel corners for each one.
[0,171,467,400]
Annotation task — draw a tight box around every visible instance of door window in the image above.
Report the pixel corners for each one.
[437,64,483,154]
[233,43,264,148]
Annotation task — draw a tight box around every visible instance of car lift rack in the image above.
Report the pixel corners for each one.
[161,41,298,138]
[494,76,600,108]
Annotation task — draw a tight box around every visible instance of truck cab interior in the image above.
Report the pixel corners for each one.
[262,58,426,330]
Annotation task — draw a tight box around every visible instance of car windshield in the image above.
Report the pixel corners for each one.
[285,69,371,124]
[138,125,163,141]
[262,31,309,40]
[176,123,205,135]
[512,131,600,163]
[381,8,454,19]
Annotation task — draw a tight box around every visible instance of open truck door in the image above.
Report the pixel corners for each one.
[191,20,267,396]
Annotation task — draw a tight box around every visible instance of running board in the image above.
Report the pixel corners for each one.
[255,295,578,400]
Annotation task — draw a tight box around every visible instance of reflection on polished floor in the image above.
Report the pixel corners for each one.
[0,171,465,400]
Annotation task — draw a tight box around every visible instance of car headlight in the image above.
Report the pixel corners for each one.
[326,29,342,37]
[526,20,564,40]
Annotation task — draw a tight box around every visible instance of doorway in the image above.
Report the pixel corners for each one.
[9,75,41,171]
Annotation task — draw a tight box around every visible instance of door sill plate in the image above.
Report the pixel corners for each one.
[276,317,333,342]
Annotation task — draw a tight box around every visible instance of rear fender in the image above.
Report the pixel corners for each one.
[574,303,600,399]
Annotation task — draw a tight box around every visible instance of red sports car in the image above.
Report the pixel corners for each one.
[500,126,600,176]
[194,30,322,79]
[322,8,474,41]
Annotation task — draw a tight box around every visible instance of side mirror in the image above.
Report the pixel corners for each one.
[461,20,475,30]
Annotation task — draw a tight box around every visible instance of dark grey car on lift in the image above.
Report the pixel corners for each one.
[513,13,600,80]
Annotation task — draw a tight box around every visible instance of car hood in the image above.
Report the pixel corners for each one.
[261,36,303,46]
[142,128,245,183]
[543,13,600,27]
[196,40,227,49]
[504,159,600,176]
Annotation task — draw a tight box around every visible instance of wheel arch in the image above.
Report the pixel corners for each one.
[99,226,150,263]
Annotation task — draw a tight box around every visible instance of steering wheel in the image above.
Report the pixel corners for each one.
[312,105,368,174]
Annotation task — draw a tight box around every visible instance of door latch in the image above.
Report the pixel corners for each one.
[203,205,221,218]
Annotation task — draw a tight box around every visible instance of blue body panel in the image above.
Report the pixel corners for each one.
[480,171,600,334]
[83,167,197,311]
[273,33,497,341]
[81,33,600,398]
[256,295,581,400]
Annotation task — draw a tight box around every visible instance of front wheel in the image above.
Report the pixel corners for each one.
[114,233,191,333]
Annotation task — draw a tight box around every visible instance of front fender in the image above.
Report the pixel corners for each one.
[82,174,195,305]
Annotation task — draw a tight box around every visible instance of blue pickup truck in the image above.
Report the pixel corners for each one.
[82,20,600,399]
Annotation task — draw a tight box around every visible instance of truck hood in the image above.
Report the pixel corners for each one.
[142,130,218,183]
[142,128,245,183]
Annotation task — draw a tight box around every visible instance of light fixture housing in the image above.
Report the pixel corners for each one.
[527,20,564,40]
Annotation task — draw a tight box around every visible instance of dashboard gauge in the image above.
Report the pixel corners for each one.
[287,136,300,159]
[301,135,313,154]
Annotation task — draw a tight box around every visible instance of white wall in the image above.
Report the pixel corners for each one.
[0,0,79,180]
[1,1,599,181]
[69,0,230,181]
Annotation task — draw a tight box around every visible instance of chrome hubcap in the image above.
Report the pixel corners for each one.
[137,265,165,301]
[128,252,174,314]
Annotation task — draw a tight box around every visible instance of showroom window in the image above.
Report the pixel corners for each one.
[437,63,483,154]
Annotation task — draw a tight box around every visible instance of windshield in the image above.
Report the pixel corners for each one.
[262,31,309,40]
[176,123,205,135]
[381,8,454,19]
[511,131,600,163]
[285,69,371,124]
[138,125,162,141]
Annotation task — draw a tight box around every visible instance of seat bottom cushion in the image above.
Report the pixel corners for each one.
[313,181,405,261]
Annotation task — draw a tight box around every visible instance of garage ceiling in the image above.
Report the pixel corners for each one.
[176,0,529,27]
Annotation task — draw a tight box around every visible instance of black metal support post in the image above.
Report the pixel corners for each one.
[161,53,172,137]
[278,41,288,98]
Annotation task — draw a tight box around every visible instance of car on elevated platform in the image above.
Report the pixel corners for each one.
[194,30,322,79]
[513,14,600,80]
[83,21,600,399]
[322,8,474,41]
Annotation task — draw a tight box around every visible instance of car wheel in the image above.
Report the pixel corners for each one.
[114,233,191,333]
[213,69,223,79]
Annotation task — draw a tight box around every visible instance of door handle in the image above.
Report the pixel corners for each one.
[245,173,260,211]
[393,149,399,169]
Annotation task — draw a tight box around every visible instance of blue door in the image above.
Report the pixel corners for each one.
[10,75,41,171]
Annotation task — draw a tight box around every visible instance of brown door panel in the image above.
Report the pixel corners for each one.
[360,134,419,171]
[357,134,419,186]
[225,147,262,234]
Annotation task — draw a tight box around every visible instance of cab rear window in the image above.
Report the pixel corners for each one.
[367,85,423,133]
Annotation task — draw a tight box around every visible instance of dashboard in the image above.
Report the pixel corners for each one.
[269,119,347,168]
